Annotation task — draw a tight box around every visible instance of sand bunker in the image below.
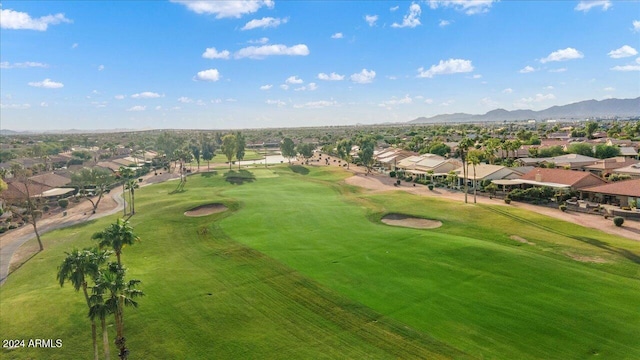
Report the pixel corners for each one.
[184,203,228,217]
[565,252,607,263]
[381,213,442,229]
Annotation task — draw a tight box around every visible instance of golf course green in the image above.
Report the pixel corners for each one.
[1,165,639,359]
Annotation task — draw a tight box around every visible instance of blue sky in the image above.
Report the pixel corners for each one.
[1,0,639,131]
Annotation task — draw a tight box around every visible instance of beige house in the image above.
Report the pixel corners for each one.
[396,154,461,178]
[454,164,523,188]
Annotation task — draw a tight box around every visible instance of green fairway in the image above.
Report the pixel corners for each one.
[1,166,639,359]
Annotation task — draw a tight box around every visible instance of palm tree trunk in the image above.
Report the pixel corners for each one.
[83,284,99,360]
[102,318,110,360]
[122,183,127,216]
[473,164,477,204]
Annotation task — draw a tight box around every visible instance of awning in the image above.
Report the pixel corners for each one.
[491,179,569,188]
[34,188,76,198]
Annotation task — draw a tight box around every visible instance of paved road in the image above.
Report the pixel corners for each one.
[0,191,126,285]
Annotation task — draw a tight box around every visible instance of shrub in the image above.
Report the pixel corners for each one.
[504,197,511,204]
[559,204,567,212]
[405,176,413,182]
[428,184,434,190]
[389,171,396,178]
[42,205,50,212]
[58,199,69,209]
[613,216,624,227]
[396,179,401,185]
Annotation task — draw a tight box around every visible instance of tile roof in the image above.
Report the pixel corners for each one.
[581,179,640,197]
[520,168,603,187]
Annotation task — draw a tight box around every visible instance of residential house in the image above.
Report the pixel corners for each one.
[454,164,524,189]
[583,157,639,177]
[580,179,640,207]
[518,168,606,191]
[396,154,461,179]
[612,163,640,179]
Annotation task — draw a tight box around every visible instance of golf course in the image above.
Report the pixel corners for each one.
[1,165,639,359]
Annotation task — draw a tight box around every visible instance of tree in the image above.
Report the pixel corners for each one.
[221,134,237,170]
[566,143,594,157]
[427,142,450,157]
[235,132,246,170]
[280,138,296,164]
[467,149,483,204]
[1,174,45,251]
[118,167,135,216]
[92,219,140,267]
[201,141,215,171]
[296,142,314,163]
[357,136,376,173]
[457,137,474,203]
[0,178,7,193]
[93,263,143,360]
[483,138,501,164]
[585,121,598,139]
[71,168,115,214]
[88,290,112,360]
[173,148,193,184]
[336,139,353,169]
[594,144,621,159]
[124,179,139,215]
[190,145,201,170]
[58,248,111,360]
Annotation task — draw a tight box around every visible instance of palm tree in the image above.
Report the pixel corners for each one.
[468,149,483,204]
[92,219,139,267]
[89,286,113,360]
[457,137,474,203]
[118,167,134,216]
[58,248,111,360]
[94,264,144,360]
[124,180,139,216]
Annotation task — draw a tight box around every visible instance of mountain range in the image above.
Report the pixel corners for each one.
[409,97,640,124]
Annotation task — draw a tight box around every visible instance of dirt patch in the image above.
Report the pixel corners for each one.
[510,235,536,246]
[565,252,607,263]
[184,203,228,217]
[381,213,442,229]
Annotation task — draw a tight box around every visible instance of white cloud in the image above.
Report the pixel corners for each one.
[170,0,274,19]
[574,1,611,12]
[202,47,230,59]
[428,0,496,15]
[248,37,269,44]
[127,105,146,112]
[610,65,640,72]
[0,61,48,69]
[260,84,272,90]
[293,100,337,109]
[502,88,513,94]
[0,8,72,31]
[28,78,64,88]
[286,76,303,84]
[439,20,450,27]
[515,93,556,108]
[424,98,434,104]
[331,32,343,39]
[350,69,376,84]
[178,97,194,103]
[440,100,455,106]
[417,58,474,78]
[131,91,162,99]
[540,47,583,63]
[390,5,400,11]
[634,20,640,32]
[295,83,318,91]
[225,98,237,102]
[637,57,640,64]
[386,75,398,80]
[235,44,309,59]
[71,43,78,49]
[472,74,482,79]
[0,103,31,109]
[317,72,345,81]
[98,64,105,71]
[40,102,49,107]
[266,99,286,107]
[211,98,222,104]
[607,45,638,59]
[195,68,221,81]
[365,14,378,26]
[241,17,288,30]
[380,95,413,107]
[280,84,289,90]
[481,97,499,107]
[392,3,421,28]
[603,87,615,91]
[544,85,554,90]
[114,95,125,100]
[549,68,567,73]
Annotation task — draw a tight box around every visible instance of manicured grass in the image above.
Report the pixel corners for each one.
[1,165,639,359]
